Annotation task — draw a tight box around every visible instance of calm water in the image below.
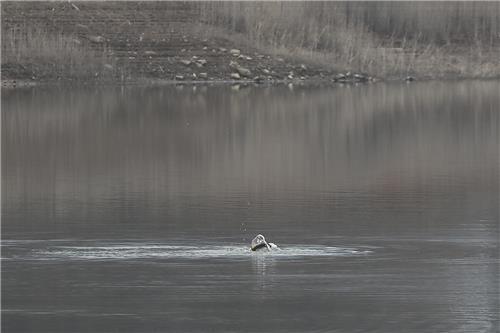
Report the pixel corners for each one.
[2,82,499,333]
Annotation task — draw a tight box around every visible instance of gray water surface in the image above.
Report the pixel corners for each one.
[2,82,499,332]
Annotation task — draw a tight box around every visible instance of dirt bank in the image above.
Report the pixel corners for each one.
[1,1,384,86]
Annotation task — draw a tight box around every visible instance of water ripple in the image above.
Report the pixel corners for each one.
[32,243,372,260]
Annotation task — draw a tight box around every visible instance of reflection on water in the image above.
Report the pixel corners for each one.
[3,82,498,205]
[2,81,499,332]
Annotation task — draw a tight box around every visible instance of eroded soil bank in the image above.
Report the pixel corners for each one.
[1,2,401,87]
[3,1,497,87]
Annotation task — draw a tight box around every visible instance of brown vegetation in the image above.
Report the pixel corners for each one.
[1,2,499,82]
[198,2,500,78]
[1,26,115,81]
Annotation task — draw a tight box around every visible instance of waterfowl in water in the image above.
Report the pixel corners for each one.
[251,234,279,251]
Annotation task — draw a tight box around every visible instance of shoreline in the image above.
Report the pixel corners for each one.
[3,75,499,90]
[3,2,499,89]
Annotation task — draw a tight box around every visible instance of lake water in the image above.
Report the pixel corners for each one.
[2,81,499,332]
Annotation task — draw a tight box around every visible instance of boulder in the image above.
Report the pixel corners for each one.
[354,74,368,81]
[230,49,241,57]
[236,66,251,78]
[230,73,241,80]
[229,61,238,70]
[229,61,251,77]
[199,73,208,79]
[180,59,191,66]
[334,73,347,81]
[238,54,253,61]
[88,35,105,44]
[175,75,184,80]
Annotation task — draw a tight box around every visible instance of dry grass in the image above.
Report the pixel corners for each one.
[1,27,115,80]
[198,2,500,78]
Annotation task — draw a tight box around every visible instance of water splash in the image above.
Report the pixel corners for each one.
[31,243,371,261]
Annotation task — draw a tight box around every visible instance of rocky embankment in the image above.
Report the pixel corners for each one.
[1,2,390,86]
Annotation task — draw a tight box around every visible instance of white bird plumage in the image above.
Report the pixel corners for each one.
[251,234,280,251]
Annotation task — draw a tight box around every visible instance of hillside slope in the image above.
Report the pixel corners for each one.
[1,1,343,83]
